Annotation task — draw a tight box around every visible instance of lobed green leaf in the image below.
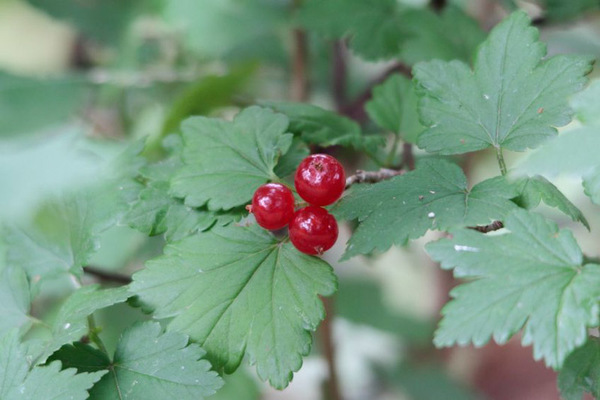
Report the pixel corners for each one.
[131,224,337,389]
[426,209,600,368]
[414,11,593,155]
[50,322,223,400]
[171,106,292,211]
[0,330,105,400]
[333,159,518,259]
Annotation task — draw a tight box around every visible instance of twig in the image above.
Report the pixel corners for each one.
[469,221,504,233]
[345,168,405,188]
[291,28,309,101]
[83,266,132,285]
[320,297,343,400]
[402,143,415,171]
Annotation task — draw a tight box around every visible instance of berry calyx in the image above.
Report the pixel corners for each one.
[251,183,295,230]
[294,154,346,206]
[289,206,338,255]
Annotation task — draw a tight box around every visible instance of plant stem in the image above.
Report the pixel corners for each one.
[320,297,342,400]
[496,147,507,176]
[87,314,110,356]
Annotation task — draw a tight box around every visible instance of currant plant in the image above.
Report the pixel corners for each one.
[3,1,600,399]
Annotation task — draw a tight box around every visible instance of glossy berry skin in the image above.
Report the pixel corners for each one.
[251,183,295,230]
[294,154,345,206]
[289,206,338,255]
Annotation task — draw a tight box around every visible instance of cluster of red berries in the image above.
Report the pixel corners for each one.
[250,154,345,255]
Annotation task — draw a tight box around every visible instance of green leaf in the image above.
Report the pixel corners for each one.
[514,176,589,229]
[171,106,292,211]
[400,6,485,65]
[264,101,384,152]
[333,159,518,259]
[297,0,414,60]
[6,196,99,282]
[50,322,224,400]
[84,140,147,233]
[365,74,424,143]
[0,330,105,400]
[35,285,130,364]
[0,264,31,336]
[414,11,593,155]
[125,150,243,241]
[426,209,600,368]
[131,224,337,389]
[5,138,142,282]
[125,180,236,242]
[558,337,600,400]
[0,72,88,138]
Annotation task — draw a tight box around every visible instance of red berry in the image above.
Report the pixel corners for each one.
[294,154,345,206]
[251,183,295,230]
[289,206,338,255]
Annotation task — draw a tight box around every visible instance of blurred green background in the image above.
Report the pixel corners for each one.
[2,0,600,399]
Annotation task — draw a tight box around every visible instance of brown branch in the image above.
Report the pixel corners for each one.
[402,143,415,171]
[469,221,504,233]
[290,28,309,101]
[345,168,405,188]
[83,266,132,285]
[320,297,343,400]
